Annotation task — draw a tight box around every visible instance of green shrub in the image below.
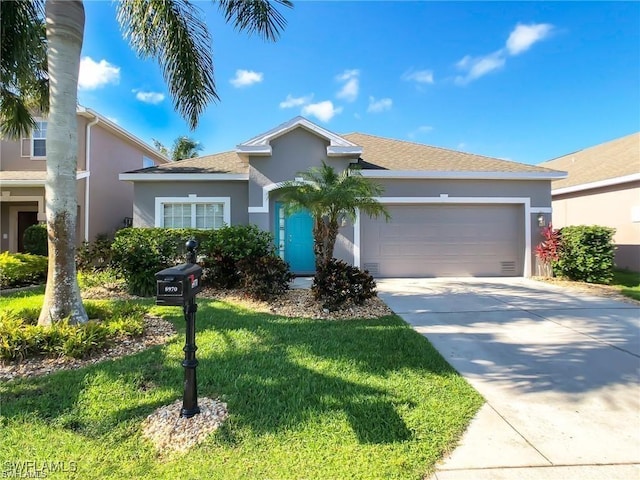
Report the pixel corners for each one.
[111,226,278,295]
[0,301,147,361]
[111,228,204,296]
[22,223,48,256]
[555,225,616,283]
[238,255,294,300]
[200,225,276,288]
[312,259,377,311]
[76,233,114,271]
[0,252,48,289]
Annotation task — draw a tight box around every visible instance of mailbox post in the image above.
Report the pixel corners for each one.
[156,239,202,418]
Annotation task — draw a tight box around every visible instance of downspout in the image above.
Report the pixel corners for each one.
[84,114,99,242]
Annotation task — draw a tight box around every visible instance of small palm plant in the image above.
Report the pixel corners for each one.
[278,162,390,270]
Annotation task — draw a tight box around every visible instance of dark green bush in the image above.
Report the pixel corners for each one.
[76,233,114,271]
[200,225,276,288]
[0,302,147,361]
[555,225,616,283]
[312,259,377,311]
[0,252,48,289]
[111,228,204,296]
[111,226,278,295]
[238,255,294,300]
[22,223,48,256]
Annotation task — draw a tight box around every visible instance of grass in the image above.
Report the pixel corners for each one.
[0,290,483,480]
[612,269,640,301]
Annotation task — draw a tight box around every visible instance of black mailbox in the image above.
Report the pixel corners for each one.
[156,263,203,306]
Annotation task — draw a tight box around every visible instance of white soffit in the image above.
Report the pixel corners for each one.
[236,116,362,157]
[552,173,640,195]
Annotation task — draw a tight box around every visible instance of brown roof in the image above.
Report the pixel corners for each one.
[123,129,561,176]
[124,151,247,174]
[344,133,557,173]
[538,132,640,189]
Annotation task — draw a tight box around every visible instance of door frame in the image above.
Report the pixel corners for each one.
[274,202,315,274]
[9,205,39,252]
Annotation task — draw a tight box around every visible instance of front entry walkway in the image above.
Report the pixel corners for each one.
[376,277,640,480]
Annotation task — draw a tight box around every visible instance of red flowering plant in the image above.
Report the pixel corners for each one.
[534,224,561,277]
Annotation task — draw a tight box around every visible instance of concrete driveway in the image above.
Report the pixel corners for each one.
[376,277,640,480]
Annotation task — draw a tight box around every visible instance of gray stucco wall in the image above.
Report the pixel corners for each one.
[132,181,249,228]
[375,179,552,207]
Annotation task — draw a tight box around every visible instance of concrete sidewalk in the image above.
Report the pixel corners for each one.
[376,277,640,480]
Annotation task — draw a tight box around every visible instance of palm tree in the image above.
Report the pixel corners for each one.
[1,0,292,326]
[278,163,390,270]
[153,135,203,161]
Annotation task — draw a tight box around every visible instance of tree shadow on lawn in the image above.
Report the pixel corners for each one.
[1,299,474,448]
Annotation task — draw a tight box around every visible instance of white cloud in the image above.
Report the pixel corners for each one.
[454,21,553,85]
[457,142,467,150]
[335,69,360,102]
[279,94,313,108]
[302,101,343,122]
[230,69,264,88]
[367,96,392,113]
[455,50,506,85]
[106,117,118,124]
[507,23,553,55]
[402,69,434,84]
[133,90,165,104]
[408,125,433,139]
[78,56,120,90]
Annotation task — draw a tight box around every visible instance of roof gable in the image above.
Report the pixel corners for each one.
[236,116,362,157]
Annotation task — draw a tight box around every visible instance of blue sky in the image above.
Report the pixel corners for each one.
[78,1,640,165]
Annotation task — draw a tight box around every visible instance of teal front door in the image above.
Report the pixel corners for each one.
[276,204,315,274]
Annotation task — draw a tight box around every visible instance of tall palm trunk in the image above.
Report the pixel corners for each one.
[38,0,87,326]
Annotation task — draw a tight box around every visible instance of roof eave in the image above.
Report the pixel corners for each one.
[360,170,568,180]
[552,172,640,195]
[119,173,249,182]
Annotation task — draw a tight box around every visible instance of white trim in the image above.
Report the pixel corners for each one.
[0,171,89,186]
[361,170,567,180]
[353,208,361,268]
[119,173,248,182]
[364,196,534,277]
[552,173,640,196]
[236,116,362,158]
[248,180,315,214]
[30,118,47,160]
[8,205,39,252]
[154,195,231,228]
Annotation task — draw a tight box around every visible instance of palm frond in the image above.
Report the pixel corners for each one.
[117,0,218,129]
[217,0,293,42]
[0,0,48,139]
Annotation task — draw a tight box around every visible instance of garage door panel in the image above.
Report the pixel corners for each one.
[361,204,524,277]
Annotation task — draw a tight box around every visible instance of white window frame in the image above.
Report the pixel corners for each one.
[31,119,47,159]
[154,195,231,229]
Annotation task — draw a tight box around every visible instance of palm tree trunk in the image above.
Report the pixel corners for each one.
[38,0,87,326]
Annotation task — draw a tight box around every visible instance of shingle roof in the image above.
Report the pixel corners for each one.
[343,133,558,173]
[122,129,562,177]
[123,151,247,174]
[538,132,640,189]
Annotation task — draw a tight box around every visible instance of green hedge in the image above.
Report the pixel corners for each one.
[111,226,281,296]
[0,252,48,289]
[555,225,616,283]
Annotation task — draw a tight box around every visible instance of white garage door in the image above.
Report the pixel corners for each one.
[361,204,524,277]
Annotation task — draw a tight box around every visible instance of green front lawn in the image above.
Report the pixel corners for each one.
[0,292,482,480]
[612,269,640,301]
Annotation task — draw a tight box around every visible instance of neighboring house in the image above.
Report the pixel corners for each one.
[120,116,565,277]
[539,132,640,272]
[0,106,167,253]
